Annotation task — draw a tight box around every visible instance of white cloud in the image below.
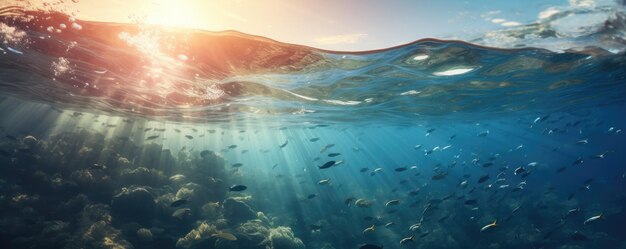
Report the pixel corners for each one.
[501,21,522,27]
[491,18,506,24]
[569,0,596,8]
[538,7,560,19]
[314,33,367,45]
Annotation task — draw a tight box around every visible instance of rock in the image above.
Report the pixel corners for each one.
[119,167,167,187]
[111,187,155,224]
[234,220,269,249]
[223,198,256,223]
[175,222,217,248]
[267,226,305,249]
[136,228,153,242]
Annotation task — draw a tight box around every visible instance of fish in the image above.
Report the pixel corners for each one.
[572,158,584,166]
[318,179,331,185]
[576,139,589,144]
[185,135,193,139]
[400,235,415,244]
[355,199,372,208]
[482,162,494,168]
[409,223,421,231]
[279,140,288,148]
[360,168,369,173]
[174,129,181,133]
[359,244,383,249]
[172,208,191,218]
[414,144,422,150]
[309,138,320,142]
[309,224,323,231]
[227,145,237,149]
[307,194,317,199]
[395,167,407,172]
[170,199,187,207]
[232,163,243,168]
[583,213,602,225]
[320,144,335,153]
[385,200,400,206]
[566,208,580,218]
[478,175,490,183]
[480,220,497,232]
[432,172,448,180]
[556,167,567,173]
[362,224,375,234]
[211,231,237,241]
[514,167,526,175]
[318,161,336,169]
[345,197,356,206]
[146,135,160,140]
[229,185,247,192]
[328,153,341,157]
[384,222,395,227]
[477,130,490,137]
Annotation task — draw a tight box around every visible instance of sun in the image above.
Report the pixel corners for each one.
[144,0,205,29]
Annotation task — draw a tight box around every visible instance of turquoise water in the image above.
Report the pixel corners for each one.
[1,6,626,249]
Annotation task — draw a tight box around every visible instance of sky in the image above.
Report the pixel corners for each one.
[24,0,616,51]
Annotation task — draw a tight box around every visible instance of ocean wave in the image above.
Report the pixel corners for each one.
[0,8,625,123]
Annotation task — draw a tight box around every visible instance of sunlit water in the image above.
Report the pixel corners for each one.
[1,5,626,249]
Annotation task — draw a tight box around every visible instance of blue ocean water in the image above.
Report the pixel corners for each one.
[0,5,625,249]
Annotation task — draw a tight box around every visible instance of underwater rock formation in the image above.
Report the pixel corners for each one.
[175,222,217,248]
[266,226,305,249]
[234,220,270,248]
[223,197,257,224]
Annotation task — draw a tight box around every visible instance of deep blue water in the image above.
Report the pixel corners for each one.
[0,6,626,249]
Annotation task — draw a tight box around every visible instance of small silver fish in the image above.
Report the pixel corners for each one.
[480,220,497,232]
[583,213,602,225]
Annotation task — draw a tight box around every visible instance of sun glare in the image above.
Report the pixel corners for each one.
[144,0,205,29]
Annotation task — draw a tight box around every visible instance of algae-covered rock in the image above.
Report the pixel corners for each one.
[267,226,305,249]
[223,198,256,223]
[175,222,217,248]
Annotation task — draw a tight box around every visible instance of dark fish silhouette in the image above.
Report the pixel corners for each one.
[170,199,187,207]
[478,175,490,183]
[279,140,288,148]
[359,244,383,249]
[229,185,247,192]
[319,161,336,169]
